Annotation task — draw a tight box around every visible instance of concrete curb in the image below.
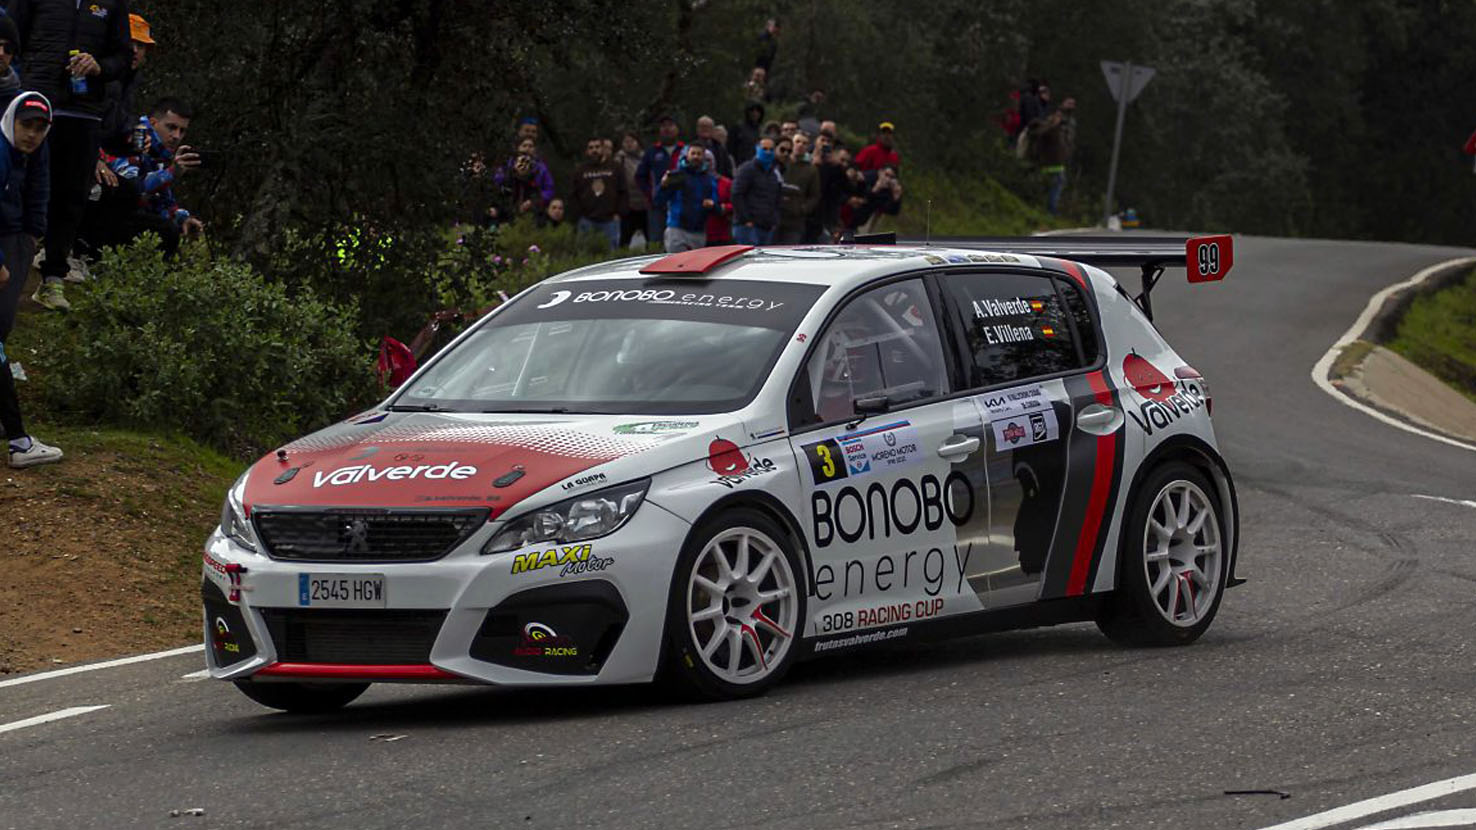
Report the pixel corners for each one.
[1326,259,1476,446]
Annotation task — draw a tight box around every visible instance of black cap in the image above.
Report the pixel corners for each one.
[15,94,51,123]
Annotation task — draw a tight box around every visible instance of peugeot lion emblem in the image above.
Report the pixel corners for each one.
[340,518,370,554]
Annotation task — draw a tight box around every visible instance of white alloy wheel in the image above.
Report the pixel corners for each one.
[1142,479,1223,627]
[685,526,799,686]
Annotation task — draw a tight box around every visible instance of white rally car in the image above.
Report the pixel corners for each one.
[204,236,1242,711]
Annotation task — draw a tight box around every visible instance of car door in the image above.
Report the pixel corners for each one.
[936,268,1105,608]
[787,277,990,642]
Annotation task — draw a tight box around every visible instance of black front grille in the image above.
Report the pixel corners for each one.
[261,609,447,664]
[253,508,488,562]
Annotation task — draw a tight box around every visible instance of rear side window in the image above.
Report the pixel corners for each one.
[941,271,1090,389]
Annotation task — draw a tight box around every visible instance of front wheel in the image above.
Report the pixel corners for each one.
[234,680,370,713]
[664,508,805,700]
[1097,461,1227,647]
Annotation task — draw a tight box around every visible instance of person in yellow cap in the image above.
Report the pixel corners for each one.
[855,121,900,171]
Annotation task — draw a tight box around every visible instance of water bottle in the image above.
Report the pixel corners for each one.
[67,50,86,95]
[132,122,148,154]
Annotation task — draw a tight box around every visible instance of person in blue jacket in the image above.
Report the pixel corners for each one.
[653,143,718,253]
[0,91,62,468]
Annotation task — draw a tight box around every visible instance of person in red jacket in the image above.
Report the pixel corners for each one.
[855,121,900,171]
[703,149,733,245]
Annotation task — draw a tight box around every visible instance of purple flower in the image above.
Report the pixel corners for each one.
[492,255,503,265]
[528,244,541,254]
[522,258,530,265]
[456,236,465,245]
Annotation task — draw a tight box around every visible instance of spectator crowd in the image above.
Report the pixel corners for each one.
[2,0,200,470]
[459,18,909,254]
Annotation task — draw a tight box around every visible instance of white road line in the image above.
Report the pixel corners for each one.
[1412,494,1476,510]
[0,644,203,691]
[1356,809,1476,829]
[1310,256,1476,455]
[179,669,211,680]
[1256,772,1476,830]
[0,705,110,735]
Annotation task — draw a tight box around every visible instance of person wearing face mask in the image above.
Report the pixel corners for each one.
[652,143,717,253]
[777,133,820,245]
[731,136,782,246]
[0,92,62,468]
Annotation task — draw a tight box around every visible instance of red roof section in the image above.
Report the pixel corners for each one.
[639,244,754,275]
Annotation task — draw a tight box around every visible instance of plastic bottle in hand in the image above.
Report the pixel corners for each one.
[67,50,86,94]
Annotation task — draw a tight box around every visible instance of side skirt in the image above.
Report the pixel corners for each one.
[796,596,1104,660]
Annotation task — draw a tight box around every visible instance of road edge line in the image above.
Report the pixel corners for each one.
[0,705,111,735]
[1310,256,1476,454]
[1255,771,1476,830]
[0,644,204,691]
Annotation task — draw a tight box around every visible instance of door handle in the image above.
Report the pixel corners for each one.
[1076,404,1124,435]
[937,435,980,461]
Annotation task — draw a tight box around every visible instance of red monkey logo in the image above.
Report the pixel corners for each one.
[707,437,749,475]
[1122,351,1175,403]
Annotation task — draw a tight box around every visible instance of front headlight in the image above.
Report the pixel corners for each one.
[482,478,649,555]
[219,471,259,552]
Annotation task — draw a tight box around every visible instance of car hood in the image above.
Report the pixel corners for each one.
[241,411,751,517]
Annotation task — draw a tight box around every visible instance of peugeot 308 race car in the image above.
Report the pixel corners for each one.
[204,236,1241,711]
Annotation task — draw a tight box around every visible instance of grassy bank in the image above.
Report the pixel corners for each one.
[0,423,241,674]
[1387,267,1476,404]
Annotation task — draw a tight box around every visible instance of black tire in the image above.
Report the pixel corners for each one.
[663,507,806,701]
[234,680,369,713]
[1097,461,1227,647]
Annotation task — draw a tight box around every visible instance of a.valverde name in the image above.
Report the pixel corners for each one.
[312,463,478,488]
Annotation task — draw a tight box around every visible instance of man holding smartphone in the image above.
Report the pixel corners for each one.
[8,0,133,312]
[98,97,202,257]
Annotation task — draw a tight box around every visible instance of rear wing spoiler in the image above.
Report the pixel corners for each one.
[889,234,1233,321]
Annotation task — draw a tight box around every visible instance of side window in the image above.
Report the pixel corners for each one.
[942,271,1085,389]
[801,279,949,425]
[1057,277,1099,365]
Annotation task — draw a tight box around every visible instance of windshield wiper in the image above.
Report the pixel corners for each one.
[387,403,451,412]
[482,406,571,414]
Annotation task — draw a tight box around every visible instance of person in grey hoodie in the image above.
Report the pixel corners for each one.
[0,91,62,468]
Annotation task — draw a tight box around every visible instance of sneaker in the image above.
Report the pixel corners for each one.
[64,256,91,284]
[31,282,71,312]
[9,437,63,469]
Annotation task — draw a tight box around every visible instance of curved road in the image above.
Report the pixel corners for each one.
[3,235,1475,829]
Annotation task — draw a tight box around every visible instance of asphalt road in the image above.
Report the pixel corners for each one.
[3,235,1475,830]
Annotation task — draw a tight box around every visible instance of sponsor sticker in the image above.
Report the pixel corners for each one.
[513,622,580,658]
[1122,353,1207,435]
[561,471,607,491]
[812,626,910,653]
[510,543,614,578]
[979,384,1061,449]
[802,420,919,485]
[991,408,1060,448]
[612,420,699,435]
[311,462,477,488]
[816,598,945,635]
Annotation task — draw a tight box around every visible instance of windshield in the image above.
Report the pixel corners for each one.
[395,277,824,414]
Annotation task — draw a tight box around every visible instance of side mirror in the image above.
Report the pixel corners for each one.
[853,394,891,415]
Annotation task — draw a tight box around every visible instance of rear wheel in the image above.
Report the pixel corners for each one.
[1097,461,1226,646]
[234,680,369,713]
[664,508,804,700]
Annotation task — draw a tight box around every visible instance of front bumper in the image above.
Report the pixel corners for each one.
[202,502,690,686]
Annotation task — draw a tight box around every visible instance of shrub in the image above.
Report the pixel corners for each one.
[42,238,373,457]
